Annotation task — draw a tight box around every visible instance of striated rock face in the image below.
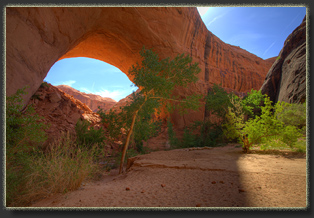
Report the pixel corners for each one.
[56,85,116,112]
[6,7,274,129]
[260,16,306,104]
[28,82,103,150]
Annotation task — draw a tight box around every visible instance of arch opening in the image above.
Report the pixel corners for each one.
[45,57,138,111]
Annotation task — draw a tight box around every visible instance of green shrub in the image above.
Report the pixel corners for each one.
[6,87,106,206]
[75,119,106,149]
[180,127,197,148]
[224,93,306,153]
[275,101,306,130]
[40,81,49,88]
[280,125,303,147]
[167,119,180,149]
[21,132,105,206]
[241,89,265,118]
[6,86,48,206]
[205,83,232,121]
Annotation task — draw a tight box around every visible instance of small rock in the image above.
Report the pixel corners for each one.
[161,184,166,188]
[126,187,130,191]
[211,181,216,184]
[141,190,145,193]
[196,203,201,207]
[238,189,245,193]
[219,181,224,184]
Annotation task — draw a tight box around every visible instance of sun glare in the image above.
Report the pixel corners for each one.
[197,7,210,17]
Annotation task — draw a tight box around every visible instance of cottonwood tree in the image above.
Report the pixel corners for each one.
[102,47,202,174]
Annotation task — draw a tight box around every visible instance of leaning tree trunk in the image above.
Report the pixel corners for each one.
[119,110,139,174]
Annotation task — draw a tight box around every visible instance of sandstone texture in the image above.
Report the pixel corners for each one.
[27,82,104,150]
[6,7,274,129]
[260,16,306,104]
[56,85,116,112]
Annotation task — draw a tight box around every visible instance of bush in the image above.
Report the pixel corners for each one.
[224,93,306,153]
[75,119,106,149]
[180,127,197,148]
[275,101,306,130]
[20,132,105,206]
[6,87,106,206]
[241,89,265,118]
[6,86,48,206]
[167,119,180,149]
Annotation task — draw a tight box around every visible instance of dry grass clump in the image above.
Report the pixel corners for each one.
[7,132,106,207]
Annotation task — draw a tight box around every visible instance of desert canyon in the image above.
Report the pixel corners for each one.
[5,7,307,208]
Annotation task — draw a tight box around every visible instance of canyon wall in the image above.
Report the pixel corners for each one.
[6,7,274,128]
[260,16,306,104]
[56,85,116,112]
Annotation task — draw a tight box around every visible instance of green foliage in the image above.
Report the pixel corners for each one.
[6,87,106,206]
[280,125,303,147]
[241,89,265,117]
[130,47,200,99]
[40,81,49,88]
[275,101,306,130]
[100,47,202,173]
[133,117,162,153]
[205,83,232,120]
[224,93,306,153]
[180,127,197,148]
[223,95,247,145]
[75,119,106,149]
[128,46,202,115]
[192,120,225,147]
[167,119,180,149]
[6,86,48,206]
[98,107,124,139]
[6,86,47,150]
[15,133,105,206]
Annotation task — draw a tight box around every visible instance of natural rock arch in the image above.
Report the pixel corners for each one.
[6,7,273,128]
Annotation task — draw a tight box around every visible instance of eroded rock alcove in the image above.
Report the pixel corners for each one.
[6,7,274,128]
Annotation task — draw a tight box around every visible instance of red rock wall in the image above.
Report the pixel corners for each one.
[6,7,274,128]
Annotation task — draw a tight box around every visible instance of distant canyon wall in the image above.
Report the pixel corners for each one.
[6,7,274,128]
[56,85,116,112]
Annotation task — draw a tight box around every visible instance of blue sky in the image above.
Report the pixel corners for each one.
[45,7,306,101]
[197,7,306,59]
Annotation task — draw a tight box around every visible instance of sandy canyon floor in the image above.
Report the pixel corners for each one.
[31,145,307,208]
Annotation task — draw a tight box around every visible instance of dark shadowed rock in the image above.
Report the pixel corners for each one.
[260,16,306,104]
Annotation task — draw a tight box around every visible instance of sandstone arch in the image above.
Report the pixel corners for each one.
[6,7,274,128]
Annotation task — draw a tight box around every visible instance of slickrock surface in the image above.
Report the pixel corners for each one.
[31,145,307,208]
[6,7,274,128]
[261,16,306,103]
[56,85,116,112]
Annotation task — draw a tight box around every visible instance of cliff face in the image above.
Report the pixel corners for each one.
[260,17,306,104]
[56,85,116,112]
[6,7,274,128]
